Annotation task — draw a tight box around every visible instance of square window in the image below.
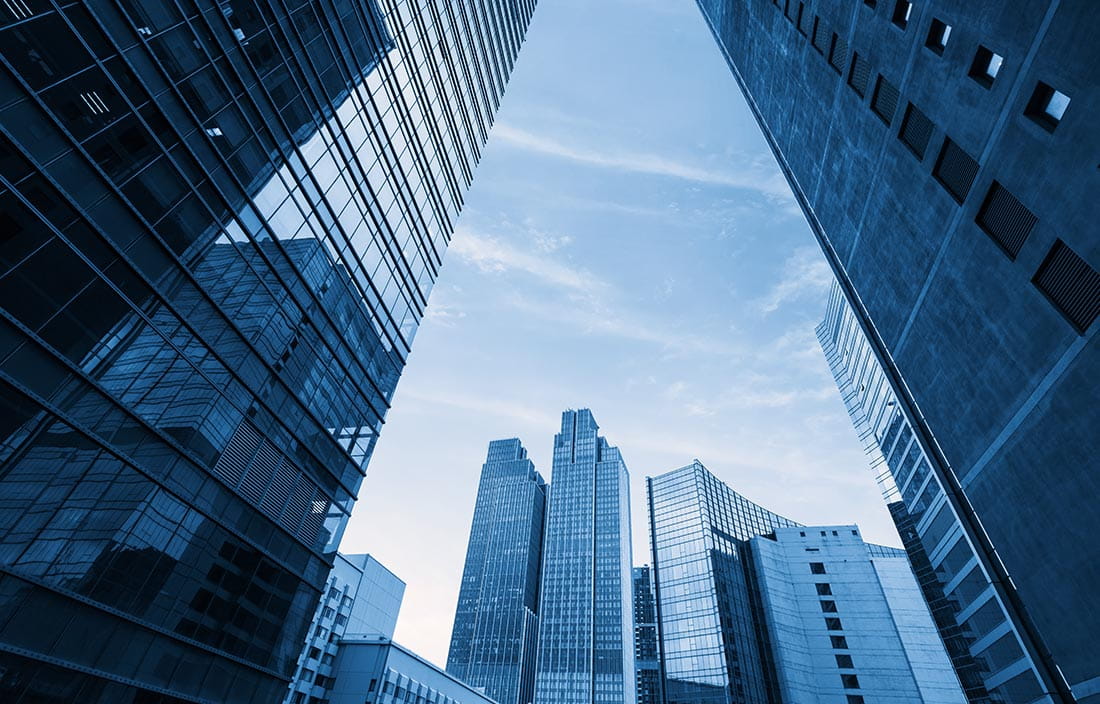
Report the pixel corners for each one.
[821,600,838,613]
[826,617,844,631]
[836,653,855,668]
[926,18,951,54]
[810,562,827,574]
[1025,82,1070,132]
[842,674,861,689]
[848,696,866,704]
[969,46,1003,87]
[832,530,838,536]
[816,583,833,595]
[831,635,849,649]
[820,531,827,536]
[892,0,912,29]
[800,531,807,537]
[851,530,858,536]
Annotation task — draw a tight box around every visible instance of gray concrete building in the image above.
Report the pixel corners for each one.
[329,638,496,704]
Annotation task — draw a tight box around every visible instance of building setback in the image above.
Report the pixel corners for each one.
[534,409,635,704]
[695,1,1098,701]
[329,638,496,704]
[0,0,536,701]
[632,566,662,704]
[447,439,547,704]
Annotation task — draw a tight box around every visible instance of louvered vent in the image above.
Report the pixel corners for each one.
[872,76,900,124]
[830,35,849,74]
[812,18,827,53]
[212,422,262,485]
[849,53,871,97]
[976,182,1037,259]
[899,103,934,159]
[933,138,979,203]
[1033,240,1100,333]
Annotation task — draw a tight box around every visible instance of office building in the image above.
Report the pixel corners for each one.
[696,1,1097,701]
[328,638,496,704]
[286,553,405,704]
[632,566,662,704]
[0,0,537,700]
[447,439,547,704]
[534,409,635,704]
[819,282,1056,703]
[647,460,965,704]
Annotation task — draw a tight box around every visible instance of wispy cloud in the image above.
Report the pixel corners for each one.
[753,246,834,314]
[492,124,794,203]
[399,386,559,428]
[448,225,605,296]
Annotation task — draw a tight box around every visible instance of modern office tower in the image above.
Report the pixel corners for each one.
[535,409,635,704]
[632,566,662,704]
[285,553,405,704]
[328,637,497,704]
[750,526,966,704]
[447,439,547,704]
[647,460,966,704]
[819,282,1056,704]
[697,1,1099,701]
[0,0,536,701]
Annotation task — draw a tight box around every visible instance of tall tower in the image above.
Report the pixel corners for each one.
[535,409,635,704]
[696,2,1097,701]
[448,439,547,704]
[0,1,537,701]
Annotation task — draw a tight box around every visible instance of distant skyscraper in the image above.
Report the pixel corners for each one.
[0,0,536,700]
[535,409,635,704]
[632,567,662,704]
[448,439,547,704]
[696,2,1097,702]
[647,460,965,704]
[819,282,1057,703]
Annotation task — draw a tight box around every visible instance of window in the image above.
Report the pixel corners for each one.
[848,53,871,97]
[847,696,866,704]
[933,137,980,203]
[842,674,861,689]
[1025,82,1070,132]
[831,635,849,649]
[800,531,806,537]
[899,103,934,158]
[308,646,321,660]
[1033,240,1100,333]
[821,600,838,613]
[976,182,1037,259]
[369,679,377,692]
[810,562,827,574]
[926,18,951,53]
[836,653,855,668]
[797,3,809,35]
[816,583,832,595]
[826,617,844,630]
[851,530,858,536]
[969,46,1003,87]
[829,34,849,74]
[820,531,827,536]
[892,0,912,29]
[831,530,838,536]
[863,0,876,8]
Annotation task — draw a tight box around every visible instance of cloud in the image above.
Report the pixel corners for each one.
[491,124,794,203]
[398,387,559,428]
[753,246,834,315]
[448,225,605,296]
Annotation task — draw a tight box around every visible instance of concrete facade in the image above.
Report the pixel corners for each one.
[329,638,496,704]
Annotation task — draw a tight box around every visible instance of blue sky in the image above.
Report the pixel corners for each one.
[341,0,898,664]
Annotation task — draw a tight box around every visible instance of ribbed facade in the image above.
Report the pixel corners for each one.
[0,0,535,701]
[447,438,546,704]
[632,566,662,704]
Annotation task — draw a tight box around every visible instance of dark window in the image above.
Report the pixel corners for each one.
[831,635,849,649]
[899,103,934,158]
[797,3,809,35]
[826,617,844,630]
[863,0,876,8]
[821,600,838,613]
[800,531,807,537]
[976,182,1037,259]
[308,646,321,660]
[892,0,912,29]
[848,53,871,97]
[810,562,827,574]
[1033,240,1100,333]
[816,583,832,595]
[969,46,1003,87]
[1025,82,1070,132]
[811,18,827,53]
[836,653,855,668]
[848,697,866,704]
[842,674,861,689]
[933,138,980,203]
[926,18,951,54]
[829,34,849,74]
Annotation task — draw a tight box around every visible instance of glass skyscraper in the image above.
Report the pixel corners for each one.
[695,2,1096,702]
[447,439,547,704]
[0,0,535,701]
[632,566,662,704]
[535,409,635,704]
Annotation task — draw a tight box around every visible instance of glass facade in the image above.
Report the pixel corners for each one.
[535,409,635,704]
[447,438,546,704]
[818,282,1051,703]
[0,0,535,701]
[632,566,662,704]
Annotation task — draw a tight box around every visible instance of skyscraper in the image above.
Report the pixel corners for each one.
[0,0,536,700]
[632,566,662,704]
[535,409,635,704]
[819,282,1054,703]
[696,2,1097,701]
[448,439,547,704]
